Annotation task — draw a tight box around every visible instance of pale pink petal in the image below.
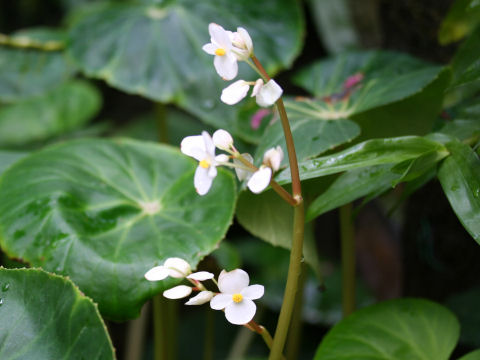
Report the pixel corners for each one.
[164,257,191,278]
[214,54,238,80]
[194,166,214,195]
[263,146,284,171]
[163,285,192,299]
[221,80,249,105]
[210,293,233,310]
[225,299,256,325]
[247,166,272,193]
[202,43,216,55]
[251,79,264,97]
[255,80,283,107]
[185,291,214,305]
[218,269,250,294]
[209,23,231,49]
[207,164,217,178]
[187,271,214,281]
[144,266,169,281]
[237,27,253,54]
[241,284,264,300]
[212,129,234,149]
[181,135,206,161]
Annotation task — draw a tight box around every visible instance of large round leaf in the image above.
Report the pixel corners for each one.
[0,28,72,103]
[68,0,303,103]
[0,80,101,147]
[0,267,115,360]
[0,138,236,320]
[314,298,460,360]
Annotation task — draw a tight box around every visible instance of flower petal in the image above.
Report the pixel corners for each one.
[263,146,284,171]
[144,266,169,281]
[194,166,214,195]
[187,271,214,281]
[255,79,283,107]
[251,79,264,97]
[212,129,234,150]
[163,285,192,299]
[233,153,254,181]
[218,269,250,294]
[164,257,191,278]
[214,54,238,80]
[209,23,231,49]
[220,80,249,105]
[181,135,206,161]
[210,293,233,310]
[215,154,229,163]
[247,166,272,194]
[202,43,216,55]
[241,284,264,300]
[185,291,214,305]
[225,299,256,325]
[202,131,215,157]
[236,27,253,54]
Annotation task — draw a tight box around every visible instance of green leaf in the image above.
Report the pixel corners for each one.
[0,267,115,360]
[0,28,72,103]
[254,114,360,167]
[438,119,480,143]
[306,165,401,221]
[291,50,444,118]
[0,138,236,320]
[438,0,480,45]
[0,151,28,175]
[68,0,303,103]
[438,141,480,244]
[458,349,480,360]
[450,26,480,88]
[277,136,447,184]
[0,80,101,147]
[236,189,321,279]
[314,298,460,360]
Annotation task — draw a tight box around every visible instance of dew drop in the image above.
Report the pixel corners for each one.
[2,283,9,292]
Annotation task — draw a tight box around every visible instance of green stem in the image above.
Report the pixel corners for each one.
[125,303,149,360]
[340,203,356,317]
[155,102,169,143]
[203,309,214,360]
[153,295,177,360]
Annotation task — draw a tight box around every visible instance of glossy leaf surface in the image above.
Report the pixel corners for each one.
[0,268,115,360]
[438,140,480,244]
[0,138,236,320]
[314,298,460,360]
[0,80,101,147]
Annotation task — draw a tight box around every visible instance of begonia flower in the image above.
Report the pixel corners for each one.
[202,23,238,80]
[255,80,283,107]
[210,269,264,325]
[212,129,234,150]
[233,153,254,181]
[230,27,253,60]
[144,257,192,281]
[220,79,283,107]
[247,166,272,194]
[181,131,230,195]
[163,285,193,299]
[185,291,214,305]
[263,146,283,172]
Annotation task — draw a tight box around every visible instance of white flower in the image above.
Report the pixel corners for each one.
[221,80,250,105]
[255,80,283,107]
[230,27,253,60]
[247,166,272,194]
[144,257,191,281]
[263,146,284,172]
[185,291,214,305]
[212,129,234,150]
[163,285,193,299]
[187,271,215,281]
[210,269,264,325]
[202,23,238,80]
[181,131,229,195]
[233,153,254,181]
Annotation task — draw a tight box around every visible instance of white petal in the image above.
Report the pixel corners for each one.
[220,80,249,105]
[241,284,264,300]
[181,135,206,161]
[212,129,234,149]
[225,299,256,325]
[237,27,253,54]
[263,146,284,171]
[251,78,264,97]
[207,164,217,178]
[247,166,272,194]
[164,257,191,278]
[187,271,214,281]
[144,266,169,281]
[202,43,216,55]
[163,285,192,299]
[218,269,250,294]
[201,131,215,157]
[214,54,238,80]
[209,23,231,49]
[185,291,214,305]
[194,166,214,195]
[233,153,254,181]
[215,154,229,164]
[210,293,233,310]
[255,79,283,107]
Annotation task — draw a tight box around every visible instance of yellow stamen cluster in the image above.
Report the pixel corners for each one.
[232,293,243,303]
[215,48,226,56]
[199,159,210,168]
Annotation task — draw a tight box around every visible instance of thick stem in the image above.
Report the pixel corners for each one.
[269,202,305,360]
[340,203,356,317]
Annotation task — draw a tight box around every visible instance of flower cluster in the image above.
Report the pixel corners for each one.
[145,258,264,325]
[181,129,284,195]
[203,23,283,107]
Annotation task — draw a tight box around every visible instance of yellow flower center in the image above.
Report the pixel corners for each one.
[215,48,226,56]
[199,159,210,168]
[232,293,243,303]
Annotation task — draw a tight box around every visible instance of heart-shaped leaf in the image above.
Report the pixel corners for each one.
[438,140,480,244]
[0,80,101,147]
[0,267,115,360]
[0,138,236,320]
[314,298,460,360]
[0,28,72,103]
